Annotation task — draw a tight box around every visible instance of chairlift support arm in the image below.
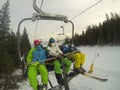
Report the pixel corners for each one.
[33,0,44,13]
[32,0,68,22]
[17,18,32,59]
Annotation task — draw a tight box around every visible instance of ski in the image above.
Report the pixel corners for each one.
[68,71,108,82]
[48,71,108,90]
[87,72,109,77]
[83,72,108,82]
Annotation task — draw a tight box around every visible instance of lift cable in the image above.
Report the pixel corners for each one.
[47,0,103,37]
[70,0,103,21]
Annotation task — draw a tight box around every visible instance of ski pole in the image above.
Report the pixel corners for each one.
[88,38,100,73]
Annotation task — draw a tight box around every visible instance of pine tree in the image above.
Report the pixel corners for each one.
[0,0,11,73]
[0,0,10,31]
[0,1,19,89]
[20,27,31,56]
[75,13,120,46]
[7,30,21,67]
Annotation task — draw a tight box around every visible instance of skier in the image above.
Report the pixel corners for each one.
[26,39,48,90]
[60,37,86,74]
[46,37,72,87]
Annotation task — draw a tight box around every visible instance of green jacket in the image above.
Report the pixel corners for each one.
[26,48,36,63]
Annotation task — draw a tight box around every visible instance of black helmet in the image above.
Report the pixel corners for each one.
[65,36,71,43]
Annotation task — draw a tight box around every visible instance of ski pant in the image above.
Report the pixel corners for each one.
[53,58,72,85]
[28,64,48,90]
[67,52,85,68]
[53,58,72,74]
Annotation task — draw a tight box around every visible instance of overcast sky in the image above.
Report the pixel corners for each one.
[0,0,120,43]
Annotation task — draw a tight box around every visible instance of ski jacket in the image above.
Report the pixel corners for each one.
[47,43,63,57]
[32,45,46,62]
[26,45,46,63]
[61,43,77,54]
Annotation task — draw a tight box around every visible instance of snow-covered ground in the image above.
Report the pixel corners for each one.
[17,46,120,90]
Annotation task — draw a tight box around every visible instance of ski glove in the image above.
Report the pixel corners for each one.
[57,53,63,59]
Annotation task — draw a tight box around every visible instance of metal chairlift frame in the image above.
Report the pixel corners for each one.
[17,0,74,60]
[17,1,74,89]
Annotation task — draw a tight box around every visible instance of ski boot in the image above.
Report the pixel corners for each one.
[37,84,47,90]
[55,73,64,85]
[42,84,47,90]
[80,66,86,74]
[73,67,86,74]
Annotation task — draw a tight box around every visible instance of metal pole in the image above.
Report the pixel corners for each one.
[61,26,64,35]
[17,18,32,61]
[67,20,74,44]
[33,0,44,13]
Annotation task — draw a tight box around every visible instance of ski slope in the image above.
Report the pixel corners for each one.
[17,46,120,90]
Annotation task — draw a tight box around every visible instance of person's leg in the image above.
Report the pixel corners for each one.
[28,65,38,90]
[79,53,86,72]
[38,64,48,87]
[62,58,72,73]
[53,60,62,74]
[55,73,64,85]
[53,60,63,85]
[80,53,85,65]
[73,53,81,68]
[73,53,86,74]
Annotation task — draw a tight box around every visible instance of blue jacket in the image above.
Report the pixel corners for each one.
[61,43,77,54]
[32,45,46,62]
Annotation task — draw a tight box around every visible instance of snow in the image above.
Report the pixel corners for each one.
[17,46,120,90]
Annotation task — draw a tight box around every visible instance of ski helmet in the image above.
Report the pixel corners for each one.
[49,37,55,43]
[34,39,41,46]
[65,36,71,43]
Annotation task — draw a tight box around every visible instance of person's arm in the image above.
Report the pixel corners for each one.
[56,44,63,54]
[26,48,35,63]
[71,44,77,51]
[47,46,59,57]
[71,44,81,53]
[61,44,69,54]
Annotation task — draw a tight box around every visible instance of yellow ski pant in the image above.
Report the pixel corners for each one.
[67,52,85,68]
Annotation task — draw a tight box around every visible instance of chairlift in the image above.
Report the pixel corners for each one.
[57,26,66,46]
[17,0,74,61]
[17,0,74,90]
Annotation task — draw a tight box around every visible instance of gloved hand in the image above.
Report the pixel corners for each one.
[70,44,74,48]
[57,53,63,59]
